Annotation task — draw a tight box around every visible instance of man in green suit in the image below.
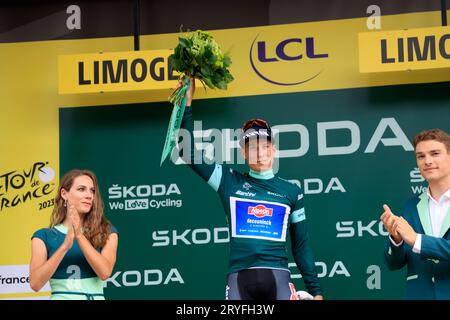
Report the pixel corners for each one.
[381,128,450,299]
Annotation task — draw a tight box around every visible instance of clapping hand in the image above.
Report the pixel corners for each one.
[380,204,402,244]
[68,204,82,237]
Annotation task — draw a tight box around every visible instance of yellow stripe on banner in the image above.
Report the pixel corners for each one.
[0,291,51,299]
[359,26,450,72]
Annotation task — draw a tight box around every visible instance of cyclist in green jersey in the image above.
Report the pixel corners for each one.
[176,78,323,300]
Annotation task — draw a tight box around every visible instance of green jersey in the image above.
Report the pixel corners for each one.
[179,107,322,296]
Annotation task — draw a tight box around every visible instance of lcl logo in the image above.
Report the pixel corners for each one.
[250,34,329,86]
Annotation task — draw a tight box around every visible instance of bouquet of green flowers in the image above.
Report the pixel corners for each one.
[168,30,234,106]
[161,30,233,165]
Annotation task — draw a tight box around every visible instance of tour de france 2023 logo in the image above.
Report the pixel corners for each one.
[0,162,56,212]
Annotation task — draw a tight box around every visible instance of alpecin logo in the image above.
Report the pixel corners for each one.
[248,205,273,218]
[0,162,56,212]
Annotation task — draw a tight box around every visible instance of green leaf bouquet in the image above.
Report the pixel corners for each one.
[161,30,233,166]
[169,30,234,105]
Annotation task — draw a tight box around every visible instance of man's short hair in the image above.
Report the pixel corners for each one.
[413,128,450,152]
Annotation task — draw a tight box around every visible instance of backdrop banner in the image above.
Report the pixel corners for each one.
[60,81,449,299]
[1,10,450,300]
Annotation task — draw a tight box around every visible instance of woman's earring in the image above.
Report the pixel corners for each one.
[64,200,67,207]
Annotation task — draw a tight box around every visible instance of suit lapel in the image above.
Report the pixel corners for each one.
[439,206,450,238]
[417,192,433,236]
